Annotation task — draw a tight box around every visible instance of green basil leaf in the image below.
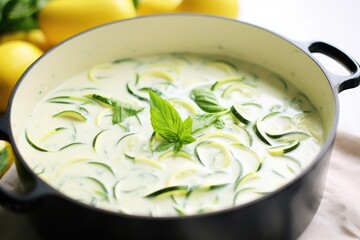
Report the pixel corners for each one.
[86,93,143,124]
[86,94,117,107]
[149,91,195,153]
[180,116,193,136]
[154,140,174,152]
[214,119,225,129]
[190,88,226,113]
[149,90,182,139]
[112,101,144,125]
[192,113,221,133]
[180,135,196,145]
[174,142,183,153]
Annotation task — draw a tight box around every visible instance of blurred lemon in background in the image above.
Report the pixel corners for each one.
[0,29,52,51]
[0,140,15,178]
[137,0,182,15]
[0,40,43,112]
[38,0,137,46]
[176,0,239,18]
[137,0,240,18]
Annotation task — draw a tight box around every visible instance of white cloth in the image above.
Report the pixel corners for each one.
[300,133,360,240]
[1,0,360,239]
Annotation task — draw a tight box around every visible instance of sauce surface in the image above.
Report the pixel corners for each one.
[19,53,324,216]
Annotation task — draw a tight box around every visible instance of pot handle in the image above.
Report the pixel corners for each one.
[307,41,360,93]
[0,112,56,212]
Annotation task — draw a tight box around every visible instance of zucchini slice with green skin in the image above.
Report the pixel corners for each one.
[265,131,310,142]
[116,133,136,146]
[267,141,300,156]
[167,168,199,186]
[231,123,253,147]
[208,60,238,75]
[126,82,150,102]
[222,83,256,99]
[233,187,256,205]
[211,76,245,90]
[281,155,302,168]
[230,105,250,125]
[272,170,287,179]
[47,96,93,105]
[173,205,187,216]
[125,154,165,170]
[112,58,137,64]
[230,143,262,171]
[92,129,107,152]
[262,111,282,121]
[230,103,262,125]
[145,186,191,198]
[194,141,232,168]
[260,112,295,135]
[145,183,228,199]
[87,162,115,176]
[234,172,260,190]
[25,131,50,152]
[112,180,122,201]
[253,120,271,145]
[52,110,87,122]
[59,142,83,151]
[169,98,199,115]
[87,64,112,82]
[85,177,109,201]
[41,127,67,141]
[139,87,163,96]
[158,150,194,161]
[140,70,176,82]
[198,131,243,144]
[196,183,229,191]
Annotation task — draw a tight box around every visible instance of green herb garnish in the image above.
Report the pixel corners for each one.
[112,101,144,125]
[86,94,144,125]
[190,88,227,113]
[192,112,226,133]
[149,91,195,153]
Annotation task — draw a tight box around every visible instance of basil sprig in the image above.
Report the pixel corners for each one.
[149,91,195,153]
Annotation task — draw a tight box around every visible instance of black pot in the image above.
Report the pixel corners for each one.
[0,15,359,240]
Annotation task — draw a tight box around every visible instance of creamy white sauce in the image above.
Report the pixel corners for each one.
[19,53,324,216]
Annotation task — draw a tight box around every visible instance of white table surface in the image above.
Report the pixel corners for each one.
[1,0,359,239]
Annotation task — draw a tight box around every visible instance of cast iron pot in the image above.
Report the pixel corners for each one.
[0,15,359,240]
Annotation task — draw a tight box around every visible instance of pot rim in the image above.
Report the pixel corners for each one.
[7,13,340,220]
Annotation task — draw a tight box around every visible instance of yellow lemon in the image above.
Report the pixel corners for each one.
[137,0,183,15]
[176,0,240,18]
[39,0,137,46]
[0,31,27,43]
[0,41,43,112]
[0,141,16,178]
[0,29,52,51]
[26,29,53,51]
